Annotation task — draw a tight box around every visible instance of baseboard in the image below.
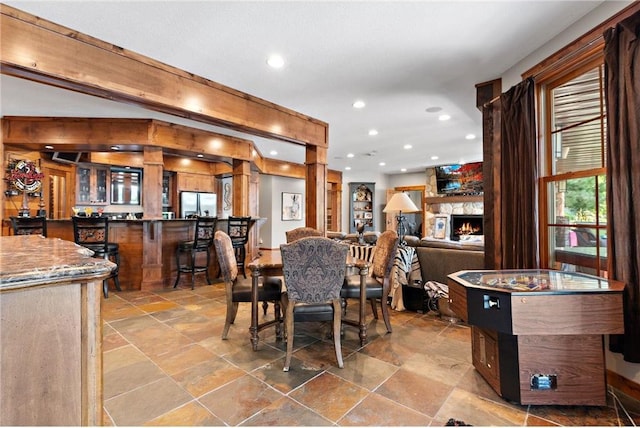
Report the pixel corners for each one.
[607,370,640,404]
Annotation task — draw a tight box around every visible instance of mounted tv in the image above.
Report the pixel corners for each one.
[435,162,483,196]
[52,152,82,164]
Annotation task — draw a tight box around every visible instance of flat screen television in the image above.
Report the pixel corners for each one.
[435,162,483,196]
[52,152,82,164]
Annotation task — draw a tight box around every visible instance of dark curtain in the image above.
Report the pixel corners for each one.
[604,11,640,363]
[499,78,539,269]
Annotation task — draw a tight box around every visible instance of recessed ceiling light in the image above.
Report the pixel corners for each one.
[431,155,439,160]
[368,129,378,136]
[404,144,412,150]
[110,146,119,150]
[352,100,366,109]
[345,166,351,171]
[438,114,451,121]
[197,154,204,158]
[266,54,285,69]
[400,168,407,172]
[425,106,442,113]
[465,134,476,140]
[44,145,54,150]
[379,162,386,166]
[269,150,278,156]
[346,153,354,158]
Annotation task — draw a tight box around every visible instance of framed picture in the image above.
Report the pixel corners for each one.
[282,192,302,221]
[433,214,448,239]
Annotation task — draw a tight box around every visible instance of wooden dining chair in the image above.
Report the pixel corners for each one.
[10,216,47,237]
[341,229,399,333]
[214,230,283,340]
[280,236,349,371]
[285,226,323,243]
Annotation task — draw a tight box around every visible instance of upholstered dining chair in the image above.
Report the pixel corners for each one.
[285,226,323,243]
[280,236,349,372]
[214,230,283,340]
[341,229,399,333]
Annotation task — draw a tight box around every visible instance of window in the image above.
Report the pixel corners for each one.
[539,61,608,276]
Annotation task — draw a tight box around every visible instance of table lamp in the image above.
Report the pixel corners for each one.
[383,192,419,244]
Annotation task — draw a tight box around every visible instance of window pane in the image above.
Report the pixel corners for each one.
[551,65,605,174]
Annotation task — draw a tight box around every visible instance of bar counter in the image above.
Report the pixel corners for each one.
[0,236,114,425]
[43,217,262,290]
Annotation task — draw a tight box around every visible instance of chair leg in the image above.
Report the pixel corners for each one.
[273,298,282,339]
[205,248,212,285]
[380,298,393,333]
[283,302,295,372]
[370,298,379,319]
[222,301,240,339]
[190,250,196,290]
[103,279,109,298]
[262,301,269,316]
[332,299,344,368]
[113,251,122,291]
[173,249,182,288]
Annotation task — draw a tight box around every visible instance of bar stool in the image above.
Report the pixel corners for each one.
[173,216,217,289]
[227,216,251,279]
[72,215,121,298]
[10,216,47,237]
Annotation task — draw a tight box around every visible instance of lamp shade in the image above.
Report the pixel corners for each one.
[383,192,419,213]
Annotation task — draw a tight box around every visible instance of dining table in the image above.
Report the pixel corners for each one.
[248,249,370,351]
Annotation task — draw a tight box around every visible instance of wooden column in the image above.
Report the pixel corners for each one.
[141,146,164,290]
[232,159,250,216]
[305,145,327,232]
[482,99,502,270]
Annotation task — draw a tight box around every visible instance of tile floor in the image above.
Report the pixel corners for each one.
[102,279,639,426]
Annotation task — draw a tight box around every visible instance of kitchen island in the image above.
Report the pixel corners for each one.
[0,235,115,425]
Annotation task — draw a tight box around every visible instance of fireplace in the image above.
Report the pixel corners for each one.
[450,214,483,241]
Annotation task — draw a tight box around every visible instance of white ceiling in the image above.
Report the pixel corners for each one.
[0,1,612,174]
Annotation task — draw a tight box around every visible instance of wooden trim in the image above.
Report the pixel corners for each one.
[607,370,640,403]
[0,4,328,148]
[523,2,640,80]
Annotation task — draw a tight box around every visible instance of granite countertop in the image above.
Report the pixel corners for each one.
[0,236,116,290]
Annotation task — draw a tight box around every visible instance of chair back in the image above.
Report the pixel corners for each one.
[193,216,217,249]
[285,226,323,243]
[280,237,349,303]
[72,216,110,250]
[227,216,251,244]
[10,216,47,237]
[214,230,238,284]
[370,230,399,281]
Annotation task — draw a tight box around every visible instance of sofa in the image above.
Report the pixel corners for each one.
[391,236,485,312]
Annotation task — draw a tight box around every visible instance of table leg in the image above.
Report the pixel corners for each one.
[358,265,368,346]
[250,269,260,351]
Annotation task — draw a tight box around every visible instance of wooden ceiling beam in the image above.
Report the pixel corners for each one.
[0,4,328,148]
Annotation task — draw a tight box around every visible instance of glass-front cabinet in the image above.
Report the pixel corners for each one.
[76,165,109,205]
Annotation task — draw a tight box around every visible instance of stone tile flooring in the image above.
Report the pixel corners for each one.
[101,280,639,426]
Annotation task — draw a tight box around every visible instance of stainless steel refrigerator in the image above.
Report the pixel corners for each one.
[179,192,217,218]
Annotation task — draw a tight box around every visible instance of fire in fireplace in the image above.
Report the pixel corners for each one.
[450,214,484,241]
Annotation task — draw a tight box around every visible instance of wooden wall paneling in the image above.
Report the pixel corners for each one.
[109,222,143,290]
